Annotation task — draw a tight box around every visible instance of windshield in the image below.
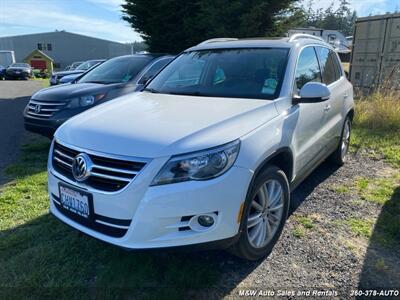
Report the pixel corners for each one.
[71,62,83,70]
[76,60,102,70]
[11,63,30,68]
[146,48,289,100]
[78,56,153,84]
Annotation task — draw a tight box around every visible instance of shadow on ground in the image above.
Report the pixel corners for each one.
[357,186,400,293]
[0,96,31,185]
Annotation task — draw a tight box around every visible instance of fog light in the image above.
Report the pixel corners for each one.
[198,215,214,227]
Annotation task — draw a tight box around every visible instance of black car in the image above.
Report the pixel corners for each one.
[0,65,5,80]
[6,63,32,79]
[24,54,174,137]
[50,59,105,85]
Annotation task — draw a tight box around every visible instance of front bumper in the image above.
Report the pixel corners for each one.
[23,105,91,137]
[6,72,30,79]
[23,114,66,137]
[48,160,253,249]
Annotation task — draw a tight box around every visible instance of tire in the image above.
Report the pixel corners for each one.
[230,165,290,261]
[329,116,351,166]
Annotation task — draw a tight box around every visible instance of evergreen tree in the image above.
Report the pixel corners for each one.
[122,0,298,53]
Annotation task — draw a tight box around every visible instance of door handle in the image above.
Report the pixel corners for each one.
[343,93,349,99]
[324,104,331,112]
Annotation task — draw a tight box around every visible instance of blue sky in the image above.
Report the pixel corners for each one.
[0,0,399,43]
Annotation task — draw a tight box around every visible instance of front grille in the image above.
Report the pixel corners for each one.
[52,142,147,192]
[26,99,67,118]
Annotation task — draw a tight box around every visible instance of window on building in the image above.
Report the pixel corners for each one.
[37,43,42,50]
[47,43,52,51]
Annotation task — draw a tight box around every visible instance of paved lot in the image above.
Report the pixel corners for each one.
[0,80,43,183]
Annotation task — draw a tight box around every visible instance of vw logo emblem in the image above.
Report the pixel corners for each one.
[34,105,41,114]
[72,153,92,181]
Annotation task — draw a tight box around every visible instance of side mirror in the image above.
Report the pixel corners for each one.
[294,82,330,104]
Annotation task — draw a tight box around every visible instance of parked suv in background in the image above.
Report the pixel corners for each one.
[6,63,32,79]
[24,54,173,137]
[50,59,105,85]
[48,35,354,260]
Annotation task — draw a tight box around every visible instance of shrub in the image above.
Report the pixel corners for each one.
[354,92,400,131]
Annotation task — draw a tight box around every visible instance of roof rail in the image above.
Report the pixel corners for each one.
[288,34,324,43]
[198,38,238,45]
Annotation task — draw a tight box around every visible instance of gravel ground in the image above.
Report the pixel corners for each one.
[213,153,400,299]
[0,80,43,183]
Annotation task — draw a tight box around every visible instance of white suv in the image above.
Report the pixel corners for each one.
[48,35,354,260]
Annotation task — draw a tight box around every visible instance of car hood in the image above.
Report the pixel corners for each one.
[55,92,279,158]
[53,70,84,76]
[31,82,125,101]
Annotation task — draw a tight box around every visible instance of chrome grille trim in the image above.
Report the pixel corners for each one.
[90,171,132,182]
[26,99,68,119]
[30,100,66,106]
[53,156,72,168]
[51,140,149,193]
[54,149,74,160]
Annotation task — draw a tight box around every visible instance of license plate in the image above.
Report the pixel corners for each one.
[59,185,90,219]
[16,71,20,74]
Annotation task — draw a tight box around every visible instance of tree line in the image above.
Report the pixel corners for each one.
[122,0,356,53]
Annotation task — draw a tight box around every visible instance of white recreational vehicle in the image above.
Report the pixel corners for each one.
[287,28,351,54]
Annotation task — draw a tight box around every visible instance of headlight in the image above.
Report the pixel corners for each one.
[66,94,106,108]
[151,140,240,186]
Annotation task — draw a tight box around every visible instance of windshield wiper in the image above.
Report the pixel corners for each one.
[81,80,109,84]
[143,88,160,93]
[167,91,206,96]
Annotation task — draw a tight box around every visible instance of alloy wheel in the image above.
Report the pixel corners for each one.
[246,179,284,248]
[341,119,351,160]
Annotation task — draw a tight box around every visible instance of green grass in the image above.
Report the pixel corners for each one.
[30,77,50,88]
[292,215,314,238]
[296,216,314,229]
[351,127,400,168]
[0,139,219,299]
[352,92,400,168]
[332,184,350,193]
[374,258,389,273]
[355,176,400,205]
[345,218,374,238]
[292,226,306,238]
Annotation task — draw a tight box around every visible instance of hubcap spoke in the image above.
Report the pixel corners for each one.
[251,201,263,212]
[249,222,263,243]
[265,216,272,239]
[268,213,280,226]
[256,222,267,246]
[247,213,263,228]
[247,179,285,249]
[269,203,283,212]
[341,121,351,158]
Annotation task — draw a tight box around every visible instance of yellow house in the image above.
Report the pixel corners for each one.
[24,49,54,74]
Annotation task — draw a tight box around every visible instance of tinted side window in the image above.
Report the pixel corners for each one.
[138,58,172,84]
[295,47,321,90]
[316,47,338,85]
[331,51,343,79]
